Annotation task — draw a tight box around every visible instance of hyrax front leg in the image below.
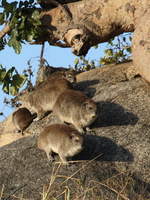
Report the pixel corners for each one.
[59,153,70,166]
[75,122,85,134]
[34,107,46,121]
[45,148,54,162]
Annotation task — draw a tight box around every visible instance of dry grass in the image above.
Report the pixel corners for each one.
[0,154,149,200]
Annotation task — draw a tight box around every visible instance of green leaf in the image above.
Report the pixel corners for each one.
[32,20,41,26]
[8,35,22,54]
[18,16,26,29]
[10,15,20,28]
[26,32,34,42]
[74,58,79,65]
[7,38,14,47]
[109,41,114,46]
[19,1,24,9]
[123,37,126,42]
[31,10,39,20]
[2,81,9,94]
[14,40,22,54]
[24,1,29,8]
[11,1,18,10]
[4,3,14,14]
[106,49,113,57]
[13,74,27,88]
[0,13,5,25]
[29,0,34,4]
[6,67,16,78]
[2,0,7,7]
[126,47,131,53]
[11,29,18,38]
[94,44,98,49]
[129,36,132,41]
[9,85,18,96]
[10,74,27,96]
[0,68,6,84]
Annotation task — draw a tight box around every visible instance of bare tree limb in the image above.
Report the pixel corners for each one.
[0,22,11,39]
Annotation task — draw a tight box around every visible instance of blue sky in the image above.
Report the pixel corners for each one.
[0,41,106,121]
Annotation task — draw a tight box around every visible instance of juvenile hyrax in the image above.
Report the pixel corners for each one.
[12,107,33,135]
[15,78,73,120]
[53,90,98,133]
[37,124,84,165]
[49,71,77,87]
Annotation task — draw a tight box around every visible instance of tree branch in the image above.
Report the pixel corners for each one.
[39,0,146,55]
[0,22,11,39]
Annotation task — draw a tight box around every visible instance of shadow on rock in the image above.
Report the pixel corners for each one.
[74,134,134,162]
[75,79,99,97]
[95,101,139,127]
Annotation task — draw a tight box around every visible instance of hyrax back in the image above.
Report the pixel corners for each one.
[37,124,84,165]
[53,90,98,133]
[49,71,76,87]
[12,107,33,135]
[15,78,73,120]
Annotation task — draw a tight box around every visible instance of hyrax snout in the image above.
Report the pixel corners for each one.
[15,77,73,121]
[53,90,98,133]
[37,124,84,165]
[12,107,33,135]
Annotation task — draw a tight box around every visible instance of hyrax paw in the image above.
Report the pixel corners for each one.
[33,117,40,121]
[85,127,93,132]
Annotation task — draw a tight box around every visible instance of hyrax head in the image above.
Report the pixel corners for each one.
[82,99,98,123]
[14,87,34,104]
[67,130,84,152]
[63,71,77,86]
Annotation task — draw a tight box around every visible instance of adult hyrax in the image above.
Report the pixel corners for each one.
[12,107,33,135]
[37,124,84,165]
[49,71,77,87]
[53,90,98,133]
[15,77,73,120]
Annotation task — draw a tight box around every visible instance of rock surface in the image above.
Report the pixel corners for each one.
[0,61,150,200]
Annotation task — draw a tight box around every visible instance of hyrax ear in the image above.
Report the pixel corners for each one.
[62,72,67,78]
[28,86,34,93]
[83,100,89,107]
[69,132,75,139]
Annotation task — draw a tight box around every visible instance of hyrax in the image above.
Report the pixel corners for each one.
[53,90,98,133]
[37,124,84,165]
[15,77,73,121]
[49,71,77,87]
[12,107,33,135]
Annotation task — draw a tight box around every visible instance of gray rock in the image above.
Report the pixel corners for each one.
[0,61,150,200]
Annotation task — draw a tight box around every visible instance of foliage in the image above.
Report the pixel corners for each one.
[0,0,45,54]
[2,61,35,113]
[100,34,132,65]
[73,33,132,71]
[0,64,27,96]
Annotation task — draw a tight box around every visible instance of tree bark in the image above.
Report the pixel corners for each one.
[37,0,149,82]
[39,0,147,54]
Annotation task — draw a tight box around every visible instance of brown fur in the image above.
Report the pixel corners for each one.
[37,124,84,165]
[53,90,98,133]
[49,71,76,87]
[12,107,33,135]
[15,78,73,120]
